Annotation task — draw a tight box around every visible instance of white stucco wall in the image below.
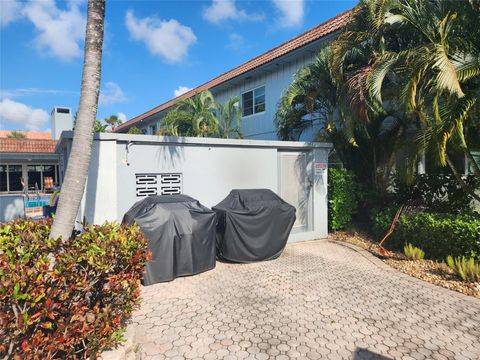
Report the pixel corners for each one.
[0,196,25,222]
[213,52,319,141]
[58,132,332,242]
[77,140,118,224]
[130,35,337,142]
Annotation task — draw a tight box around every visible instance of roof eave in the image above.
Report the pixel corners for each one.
[115,8,353,133]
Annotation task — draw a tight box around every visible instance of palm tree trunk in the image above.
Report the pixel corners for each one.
[50,0,105,240]
[446,154,480,202]
[463,147,480,179]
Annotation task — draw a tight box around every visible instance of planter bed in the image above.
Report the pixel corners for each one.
[330,231,480,299]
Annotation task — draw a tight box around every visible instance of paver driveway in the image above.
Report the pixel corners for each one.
[132,240,480,359]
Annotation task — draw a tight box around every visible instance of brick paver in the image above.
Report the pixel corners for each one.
[132,240,480,359]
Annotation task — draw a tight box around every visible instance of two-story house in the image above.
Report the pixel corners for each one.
[115,10,353,141]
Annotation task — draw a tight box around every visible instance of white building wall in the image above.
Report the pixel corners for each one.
[78,140,118,224]
[58,133,332,242]
[213,52,318,141]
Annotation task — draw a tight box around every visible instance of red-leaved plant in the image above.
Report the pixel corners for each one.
[0,219,150,359]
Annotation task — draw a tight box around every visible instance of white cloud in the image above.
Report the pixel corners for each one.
[203,0,263,24]
[174,86,192,97]
[1,0,23,27]
[99,82,128,106]
[227,32,245,51]
[22,0,86,61]
[0,99,49,130]
[125,10,197,64]
[272,0,304,28]
[117,112,127,122]
[0,88,77,98]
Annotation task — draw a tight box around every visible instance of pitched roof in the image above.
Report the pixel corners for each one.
[0,131,52,139]
[115,8,353,132]
[0,138,58,153]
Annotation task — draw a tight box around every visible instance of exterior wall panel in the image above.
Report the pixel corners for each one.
[56,132,332,242]
[213,51,319,140]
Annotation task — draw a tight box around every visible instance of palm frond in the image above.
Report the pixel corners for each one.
[432,45,465,96]
[367,52,398,103]
[455,53,480,82]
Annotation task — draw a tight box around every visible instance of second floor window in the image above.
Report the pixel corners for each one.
[148,124,157,135]
[242,86,265,117]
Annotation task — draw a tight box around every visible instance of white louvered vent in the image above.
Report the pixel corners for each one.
[135,173,182,197]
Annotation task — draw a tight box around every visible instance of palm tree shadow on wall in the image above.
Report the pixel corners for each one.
[294,151,314,229]
[84,142,100,224]
[153,135,186,169]
[353,348,391,359]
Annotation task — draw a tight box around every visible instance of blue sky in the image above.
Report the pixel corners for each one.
[0,0,355,132]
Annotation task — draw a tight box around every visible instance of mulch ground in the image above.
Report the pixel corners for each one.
[329,231,480,299]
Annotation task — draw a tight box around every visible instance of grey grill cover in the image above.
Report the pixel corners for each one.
[213,189,296,263]
[122,195,216,285]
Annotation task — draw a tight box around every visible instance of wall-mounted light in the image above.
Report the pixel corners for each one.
[123,141,134,166]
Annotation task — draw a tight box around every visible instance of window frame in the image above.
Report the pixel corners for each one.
[148,123,157,135]
[2,164,23,193]
[0,164,59,193]
[0,164,9,193]
[241,85,266,118]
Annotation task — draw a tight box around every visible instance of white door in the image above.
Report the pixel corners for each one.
[278,152,312,234]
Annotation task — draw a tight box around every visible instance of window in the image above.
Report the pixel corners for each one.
[0,165,7,192]
[8,165,23,192]
[28,165,43,190]
[242,86,265,117]
[43,165,56,185]
[148,124,157,135]
[0,164,58,193]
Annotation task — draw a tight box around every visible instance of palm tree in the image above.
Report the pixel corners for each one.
[127,126,143,134]
[93,120,108,133]
[104,114,123,131]
[74,111,108,133]
[50,0,105,240]
[276,2,411,199]
[329,0,418,197]
[216,97,243,139]
[7,131,26,139]
[368,0,480,198]
[162,90,219,137]
[275,46,338,141]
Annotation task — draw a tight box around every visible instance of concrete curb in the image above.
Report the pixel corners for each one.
[100,323,141,360]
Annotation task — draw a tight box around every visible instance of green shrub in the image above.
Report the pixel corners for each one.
[0,219,149,359]
[446,256,480,282]
[393,173,479,213]
[371,209,480,261]
[404,244,425,260]
[370,207,397,239]
[328,168,358,230]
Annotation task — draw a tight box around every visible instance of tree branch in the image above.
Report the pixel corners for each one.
[446,153,480,202]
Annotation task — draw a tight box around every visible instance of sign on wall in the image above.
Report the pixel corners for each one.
[314,163,327,175]
[24,196,50,219]
[135,173,182,197]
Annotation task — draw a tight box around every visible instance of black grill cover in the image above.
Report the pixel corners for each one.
[213,189,296,263]
[122,195,216,285]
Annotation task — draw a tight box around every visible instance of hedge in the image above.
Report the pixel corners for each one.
[371,209,480,261]
[392,173,479,213]
[0,219,149,359]
[328,168,358,230]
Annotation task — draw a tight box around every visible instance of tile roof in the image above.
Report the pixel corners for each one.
[0,138,58,154]
[115,8,353,132]
[0,131,52,139]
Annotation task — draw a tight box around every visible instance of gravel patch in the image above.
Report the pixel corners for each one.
[330,231,480,299]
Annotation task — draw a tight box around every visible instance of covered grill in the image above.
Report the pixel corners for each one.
[213,189,296,263]
[122,195,216,285]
